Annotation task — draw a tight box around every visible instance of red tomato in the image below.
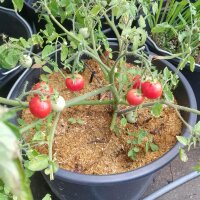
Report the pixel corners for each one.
[65,74,84,91]
[126,89,144,106]
[142,81,162,99]
[32,82,53,97]
[132,75,142,89]
[29,96,52,118]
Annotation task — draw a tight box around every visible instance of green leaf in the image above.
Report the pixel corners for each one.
[151,103,163,117]
[27,155,49,171]
[77,119,85,125]
[91,5,102,16]
[152,2,158,15]
[128,149,136,160]
[42,45,54,59]
[150,143,159,152]
[17,118,26,126]
[193,121,200,135]
[40,74,49,82]
[32,131,45,141]
[133,147,140,152]
[189,56,195,72]
[61,44,68,62]
[138,130,147,144]
[68,118,76,124]
[138,15,146,28]
[42,194,52,200]
[176,136,188,146]
[12,0,23,11]
[42,66,53,74]
[179,148,188,162]
[163,85,174,101]
[193,164,200,172]
[120,117,127,127]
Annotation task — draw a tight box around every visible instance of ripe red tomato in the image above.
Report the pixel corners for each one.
[29,96,52,118]
[32,82,53,97]
[65,74,84,91]
[132,75,142,89]
[142,81,162,99]
[126,89,144,106]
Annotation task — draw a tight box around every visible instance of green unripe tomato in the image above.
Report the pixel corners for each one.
[20,55,32,68]
[52,96,66,112]
[125,111,137,124]
[79,28,90,39]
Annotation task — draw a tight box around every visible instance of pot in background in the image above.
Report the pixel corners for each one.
[7,46,197,200]
[0,6,33,97]
[146,36,200,72]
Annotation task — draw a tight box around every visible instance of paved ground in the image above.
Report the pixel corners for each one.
[142,147,200,200]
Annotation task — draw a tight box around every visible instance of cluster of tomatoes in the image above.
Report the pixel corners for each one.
[126,75,163,106]
[29,74,85,118]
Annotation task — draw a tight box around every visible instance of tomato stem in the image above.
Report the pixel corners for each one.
[48,112,61,180]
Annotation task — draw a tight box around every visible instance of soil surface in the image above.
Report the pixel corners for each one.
[22,59,182,175]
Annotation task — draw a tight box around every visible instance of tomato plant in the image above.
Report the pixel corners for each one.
[126,89,144,106]
[65,74,85,91]
[142,81,163,99]
[32,82,53,97]
[29,96,52,118]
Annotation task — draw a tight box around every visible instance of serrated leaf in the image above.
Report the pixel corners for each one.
[27,155,49,171]
[12,0,23,11]
[163,86,174,101]
[40,74,49,82]
[179,148,188,162]
[176,136,188,146]
[151,103,163,117]
[150,143,159,152]
[42,45,54,59]
[91,5,102,16]
[32,131,45,141]
[138,15,146,28]
[61,45,68,62]
[68,118,76,124]
[193,121,200,135]
[152,2,158,15]
[42,66,53,74]
[121,117,127,127]
[42,194,52,200]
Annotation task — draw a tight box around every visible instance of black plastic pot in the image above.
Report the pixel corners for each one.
[0,6,33,97]
[146,36,200,72]
[7,45,197,200]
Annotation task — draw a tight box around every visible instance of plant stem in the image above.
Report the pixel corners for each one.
[48,112,60,180]
[118,100,200,116]
[20,119,43,135]
[68,99,114,106]
[110,106,118,130]
[103,11,122,50]
[0,97,28,107]
[65,85,112,108]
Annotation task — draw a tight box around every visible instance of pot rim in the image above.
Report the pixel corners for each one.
[7,48,197,186]
[0,6,33,76]
[147,36,200,68]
